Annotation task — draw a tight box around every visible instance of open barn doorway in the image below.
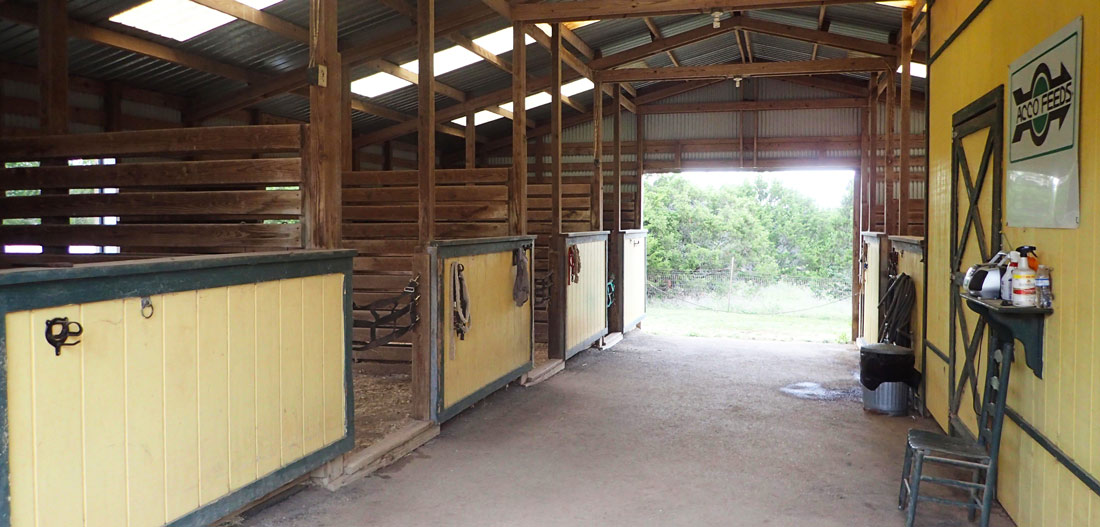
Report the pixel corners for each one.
[643,169,856,343]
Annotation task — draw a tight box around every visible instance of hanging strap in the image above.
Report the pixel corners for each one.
[351,275,420,352]
[452,262,471,341]
[567,244,582,284]
[513,247,531,307]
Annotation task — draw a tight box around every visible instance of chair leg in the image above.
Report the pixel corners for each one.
[968,467,981,522]
[899,445,913,510]
[905,450,925,527]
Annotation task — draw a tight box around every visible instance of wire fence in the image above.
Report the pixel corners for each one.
[646,268,852,317]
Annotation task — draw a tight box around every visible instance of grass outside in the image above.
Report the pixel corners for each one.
[644,282,852,343]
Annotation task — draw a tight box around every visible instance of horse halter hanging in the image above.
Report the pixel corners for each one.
[567,245,582,284]
[451,262,471,342]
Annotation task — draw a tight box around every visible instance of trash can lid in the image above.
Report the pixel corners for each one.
[860,342,913,355]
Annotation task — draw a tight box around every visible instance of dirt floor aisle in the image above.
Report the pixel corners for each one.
[242,333,1014,527]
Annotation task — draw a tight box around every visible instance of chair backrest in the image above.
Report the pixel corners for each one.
[975,344,1014,453]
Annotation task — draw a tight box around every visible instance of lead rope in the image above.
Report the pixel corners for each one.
[567,244,582,284]
[450,262,471,360]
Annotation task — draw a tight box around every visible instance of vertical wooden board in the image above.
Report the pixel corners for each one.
[321,273,346,443]
[124,296,167,526]
[251,281,279,477]
[5,312,35,527]
[301,275,326,453]
[280,278,305,463]
[254,281,282,476]
[30,306,85,527]
[80,300,130,526]
[197,288,231,504]
[227,284,258,490]
[162,291,200,520]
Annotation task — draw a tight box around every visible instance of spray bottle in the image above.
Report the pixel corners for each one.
[1012,248,1038,307]
[1001,251,1020,301]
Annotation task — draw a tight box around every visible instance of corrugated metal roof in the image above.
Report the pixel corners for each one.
[0,0,923,145]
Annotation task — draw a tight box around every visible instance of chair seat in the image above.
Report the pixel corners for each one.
[907,429,990,461]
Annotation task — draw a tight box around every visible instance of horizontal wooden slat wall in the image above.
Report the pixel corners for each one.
[0,125,307,267]
[342,168,512,365]
[527,178,593,343]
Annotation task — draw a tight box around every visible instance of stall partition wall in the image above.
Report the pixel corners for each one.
[619,230,648,332]
[341,168,514,364]
[554,232,609,360]
[432,237,534,422]
[0,250,354,527]
[0,125,308,267]
[927,1,1100,524]
[890,236,945,429]
[859,232,887,343]
[527,181,596,344]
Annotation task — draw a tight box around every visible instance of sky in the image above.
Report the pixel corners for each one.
[649,170,855,209]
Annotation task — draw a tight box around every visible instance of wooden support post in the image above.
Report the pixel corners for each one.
[465,109,476,168]
[899,6,913,235]
[412,0,435,422]
[591,81,604,231]
[104,81,123,132]
[382,141,394,170]
[342,64,353,172]
[867,78,878,231]
[548,23,564,361]
[510,21,527,236]
[635,110,645,229]
[303,0,342,249]
[612,84,622,233]
[39,0,68,254]
[885,70,896,235]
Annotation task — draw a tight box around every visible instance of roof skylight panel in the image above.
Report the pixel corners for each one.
[110,0,283,41]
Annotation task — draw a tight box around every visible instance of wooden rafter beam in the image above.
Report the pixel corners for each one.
[643,17,681,66]
[0,3,264,84]
[638,97,866,114]
[448,32,511,73]
[511,0,881,23]
[365,58,467,102]
[811,5,827,59]
[480,0,512,19]
[595,57,890,82]
[590,17,743,69]
[190,5,496,121]
[190,0,308,42]
[737,17,898,58]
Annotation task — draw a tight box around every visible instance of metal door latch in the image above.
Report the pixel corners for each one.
[44,317,83,356]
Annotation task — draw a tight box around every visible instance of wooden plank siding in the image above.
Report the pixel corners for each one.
[0,125,308,266]
[341,168,514,365]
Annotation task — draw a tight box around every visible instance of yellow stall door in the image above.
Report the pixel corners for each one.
[5,275,347,527]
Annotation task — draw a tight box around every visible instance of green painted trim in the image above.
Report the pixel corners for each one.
[925,339,950,363]
[928,0,993,65]
[564,231,610,243]
[1009,143,1073,164]
[437,362,532,423]
[1004,406,1100,497]
[565,327,609,360]
[0,250,355,287]
[0,251,356,527]
[166,436,354,527]
[431,235,535,249]
[434,236,536,259]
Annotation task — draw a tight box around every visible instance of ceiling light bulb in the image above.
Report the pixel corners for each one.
[734,76,742,88]
[712,12,722,29]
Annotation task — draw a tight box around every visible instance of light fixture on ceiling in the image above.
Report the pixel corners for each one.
[734,76,743,88]
[712,11,723,29]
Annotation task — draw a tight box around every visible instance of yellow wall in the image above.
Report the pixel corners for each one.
[622,235,646,328]
[928,1,1100,524]
[441,249,533,409]
[5,274,347,527]
[894,240,949,430]
[862,235,882,342]
[566,239,608,352]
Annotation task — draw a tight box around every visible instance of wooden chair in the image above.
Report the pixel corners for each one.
[898,344,1014,527]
